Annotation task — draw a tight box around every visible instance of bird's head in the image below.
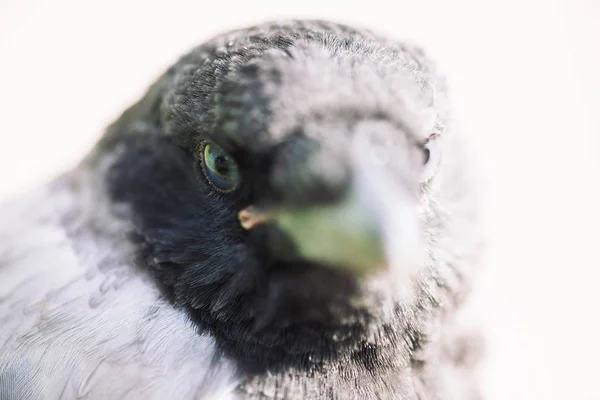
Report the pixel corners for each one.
[98,21,478,373]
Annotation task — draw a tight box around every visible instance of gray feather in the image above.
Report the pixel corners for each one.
[0,159,238,399]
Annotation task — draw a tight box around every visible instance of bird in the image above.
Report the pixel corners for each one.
[0,20,485,400]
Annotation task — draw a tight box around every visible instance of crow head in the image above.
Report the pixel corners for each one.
[100,20,481,375]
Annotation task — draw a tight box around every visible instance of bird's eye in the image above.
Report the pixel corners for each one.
[421,135,440,182]
[200,142,241,192]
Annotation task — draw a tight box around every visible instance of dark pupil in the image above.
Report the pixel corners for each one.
[423,148,431,165]
[214,154,230,176]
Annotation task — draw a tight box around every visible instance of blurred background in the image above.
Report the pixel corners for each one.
[1,0,598,398]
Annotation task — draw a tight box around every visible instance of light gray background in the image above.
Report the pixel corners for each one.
[1,1,599,399]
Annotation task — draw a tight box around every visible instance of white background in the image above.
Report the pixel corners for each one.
[1,1,599,399]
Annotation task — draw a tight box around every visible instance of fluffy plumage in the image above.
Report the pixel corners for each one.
[0,20,485,399]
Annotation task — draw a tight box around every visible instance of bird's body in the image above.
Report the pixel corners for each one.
[0,20,485,399]
[0,167,238,399]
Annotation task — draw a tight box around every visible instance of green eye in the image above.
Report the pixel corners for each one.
[201,142,241,192]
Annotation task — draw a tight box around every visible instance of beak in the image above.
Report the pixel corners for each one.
[238,133,424,276]
[239,191,386,274]
[239,176,422,277]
